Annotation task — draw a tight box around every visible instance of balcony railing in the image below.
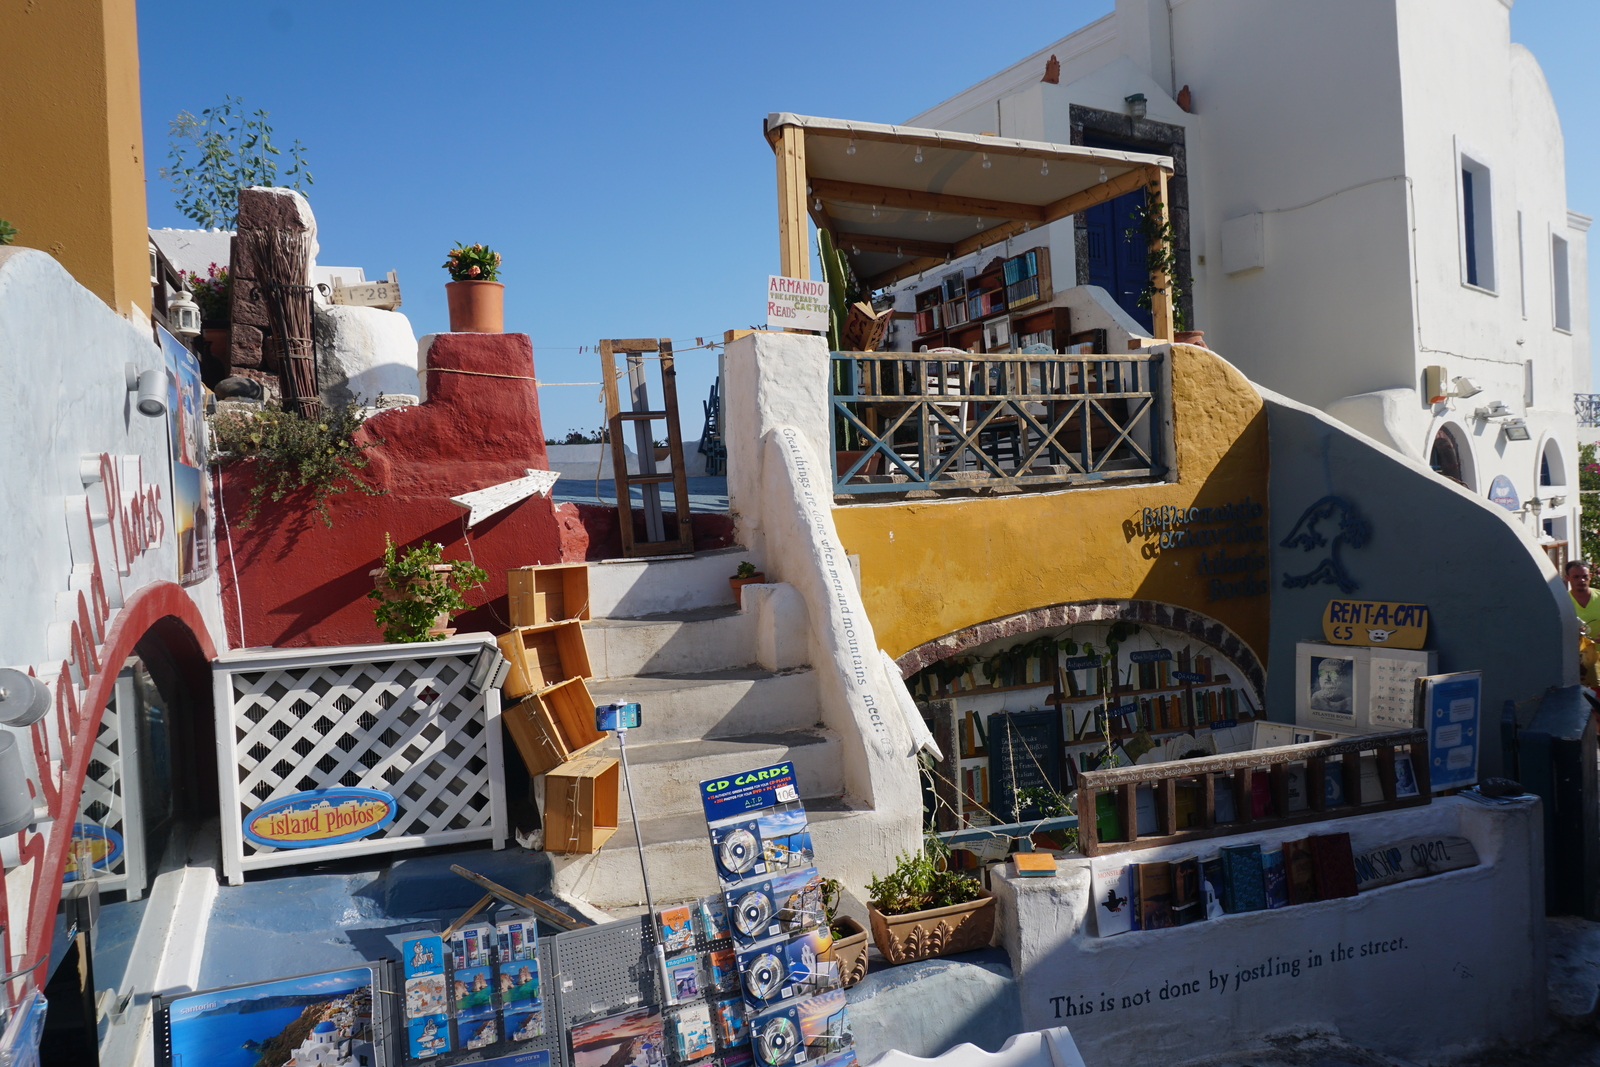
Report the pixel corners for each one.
[830,349,1165,497]
[1577,393,1600,428]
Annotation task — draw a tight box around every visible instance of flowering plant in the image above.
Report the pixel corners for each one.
[443,243,501,282]
[181,262,232,324]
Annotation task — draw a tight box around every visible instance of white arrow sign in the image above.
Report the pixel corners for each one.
[450,468,561,526]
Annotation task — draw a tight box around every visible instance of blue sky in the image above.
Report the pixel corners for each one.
[136,1,1597,441]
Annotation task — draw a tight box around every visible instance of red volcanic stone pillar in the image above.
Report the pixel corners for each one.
[216,332,576,648]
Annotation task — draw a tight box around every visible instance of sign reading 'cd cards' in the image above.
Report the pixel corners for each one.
[1321,599,1429,649]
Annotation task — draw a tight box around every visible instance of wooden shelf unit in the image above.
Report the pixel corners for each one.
[507,563,590,627]
[503,676,608,777]
[544,756,620,854]
[497,619,593,700]
[909,246,1068,353]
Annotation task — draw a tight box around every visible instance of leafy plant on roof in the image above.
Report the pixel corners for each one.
[1128,179,1186,331]
[443,243,501,282]
[180,262,231,324]
[0,219,15,246]
[208,399,383,528]
[162,95,312,229]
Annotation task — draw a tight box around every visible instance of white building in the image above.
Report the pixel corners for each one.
[883,0,1589,552]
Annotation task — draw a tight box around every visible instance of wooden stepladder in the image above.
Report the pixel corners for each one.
[600,338,695,557]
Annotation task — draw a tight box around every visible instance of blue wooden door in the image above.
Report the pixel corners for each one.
[1084,187,1152,333]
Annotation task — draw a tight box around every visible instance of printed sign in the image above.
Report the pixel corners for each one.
[766,276,829,332]
[159,325,213,586]
[242,787,397,849]
[1417,671,1481,792]
[63,822,124,882]
[1128,649,1173,663]
[159,965,381,1067]
[699,762,799,821]
[1487,475,1519,512]
[1322,600,1429,648]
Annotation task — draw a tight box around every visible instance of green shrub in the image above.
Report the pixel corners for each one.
[209,400,382,527]
[367,537,488,643]
[866,838,983,916]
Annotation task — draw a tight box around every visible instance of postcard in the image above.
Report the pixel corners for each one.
[570,1007,666,1067]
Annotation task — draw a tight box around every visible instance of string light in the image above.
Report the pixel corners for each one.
[851,245,860,255]
[846,138,856,155]
[814,198,822,211]
[975,217,984,230]
[897,247,904,259]
[1098,166,1107,183]
[871,204,879,218]
[981,153,991,169]
[914,148,924,163]
[1040,161,1050,176]
[925,210,932,223]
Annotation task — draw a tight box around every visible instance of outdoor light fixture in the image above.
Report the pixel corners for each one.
[913,148,923,163]
[1473,400,1514,421]
[465,645,510,697]
[125,362,167,418]
[1099,167,1107,183]
[1451,376,1483,399]
[1551,495,1568,507]
[871,204,879,218]
[1500,418,1532,441]
[813,199,821,211]
[1125,93,1148,119]
[0,668,49,728]
[0,734,34,838]
[846,139,856,155]
[1040,161,1050,176]
[981,153,991,169]
[169,288,202,337]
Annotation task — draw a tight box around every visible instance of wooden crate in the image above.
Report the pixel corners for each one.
[503,677,607,777]
[497,619,592,699]
[508,563,591,627]
[543,755,619,854]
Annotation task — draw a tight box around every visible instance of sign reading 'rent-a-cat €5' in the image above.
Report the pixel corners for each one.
[1321,599,1429,649]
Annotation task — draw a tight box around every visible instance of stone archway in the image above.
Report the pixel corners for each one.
[893,598,1266,702]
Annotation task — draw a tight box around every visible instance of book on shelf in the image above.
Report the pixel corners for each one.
[1095,791,1122,842]
[1261,849,1289,909]
[1134,785,1158,836]
[1219,843,1266,913]
[1170,857,1204,925]
[1213,780,1238,824]
[1308,832,1359,898]
[1284,764,1309,812]
[1283,838,1318,904]
[1136,861,1174,930]
[1092,861,1136,937]
[1250,771,1271,818]
[1200,857,1226,919]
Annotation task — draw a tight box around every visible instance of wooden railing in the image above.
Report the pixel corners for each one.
[1076,729,1430,856]
[830,350,1164,496]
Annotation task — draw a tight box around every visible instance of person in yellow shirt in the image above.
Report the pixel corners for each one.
[1568,560,1600,633]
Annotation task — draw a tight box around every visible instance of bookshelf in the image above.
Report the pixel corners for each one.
[910,246,1075,354]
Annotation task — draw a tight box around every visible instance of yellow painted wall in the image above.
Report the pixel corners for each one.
[834,345,1270,664]
[0,0,149,317]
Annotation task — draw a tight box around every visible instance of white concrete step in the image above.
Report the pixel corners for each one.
[608,729,844,818]
[587,667,819,743]
[550,796,869,908]
[588,546,757,619]
[584,604,754,678]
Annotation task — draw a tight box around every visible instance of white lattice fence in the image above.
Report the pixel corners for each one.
[213,635,507,884]
[75,695,131,891]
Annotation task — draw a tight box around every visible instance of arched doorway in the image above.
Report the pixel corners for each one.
[1429,427,1465,485]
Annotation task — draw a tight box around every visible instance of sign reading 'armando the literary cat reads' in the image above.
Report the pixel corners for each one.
[243,787,398,849]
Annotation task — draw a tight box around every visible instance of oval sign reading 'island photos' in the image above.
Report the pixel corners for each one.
[243,787,398,850]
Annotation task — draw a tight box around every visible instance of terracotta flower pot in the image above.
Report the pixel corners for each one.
[1174,330,1206,348]
[832,915,870,988]
[202,326,231,363]
[445,280,505,333]
[868,889,995,965]
[369,564,457,637]
[729,573,766,604]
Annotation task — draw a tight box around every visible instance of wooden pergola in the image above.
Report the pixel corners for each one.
[764,113,1178,339]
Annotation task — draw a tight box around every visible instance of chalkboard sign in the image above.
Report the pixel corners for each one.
[1062,656,1100,671]
[987,710,1064,822]
[1129,649,1173,663]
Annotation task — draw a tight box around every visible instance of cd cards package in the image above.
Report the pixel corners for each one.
[738,937,798,1010]
[712,820,765,884]
[726,881,780,945]
[750,1003,804,1067]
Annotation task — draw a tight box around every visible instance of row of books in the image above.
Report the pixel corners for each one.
[1092,832,1360,936]
[912,649,1221,700]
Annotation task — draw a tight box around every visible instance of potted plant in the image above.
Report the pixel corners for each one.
[821,878,869,988]
[367,535,488,642]
[183,262,232,363]
[866,838,993,965]
[730,561,766,601]
[443,243,504,333]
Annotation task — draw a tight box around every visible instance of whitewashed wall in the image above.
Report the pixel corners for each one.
[0,247,225,667]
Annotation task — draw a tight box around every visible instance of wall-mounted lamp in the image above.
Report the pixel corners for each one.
[1550,495,1568,507]
[125,362,167,418]
[1500,417,1532,441]
[1424,366,1483,403]
[1125,93,1148,120]
[1473,400,1514,421]
[0,734,35,838]
[1451,376,1482,399]
[465,645,510,697]
[0,669,50,728]
[169,288,202,338]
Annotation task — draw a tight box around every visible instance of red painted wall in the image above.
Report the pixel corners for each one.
[216,332,578,648]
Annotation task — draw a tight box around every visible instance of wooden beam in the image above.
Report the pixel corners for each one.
[810,178,1046,223]
[449,864,588,930]
[863,165,1161,290]
[776,124,809,279]
[833,231,954,258]
[1148,167,1174,340]
[767,121,1172,169]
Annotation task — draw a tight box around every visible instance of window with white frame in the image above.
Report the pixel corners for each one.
[1459,154,1496,291]
[1552,232,1571,332]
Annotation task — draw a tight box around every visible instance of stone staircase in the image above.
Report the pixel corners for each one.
[547,550,867,910]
